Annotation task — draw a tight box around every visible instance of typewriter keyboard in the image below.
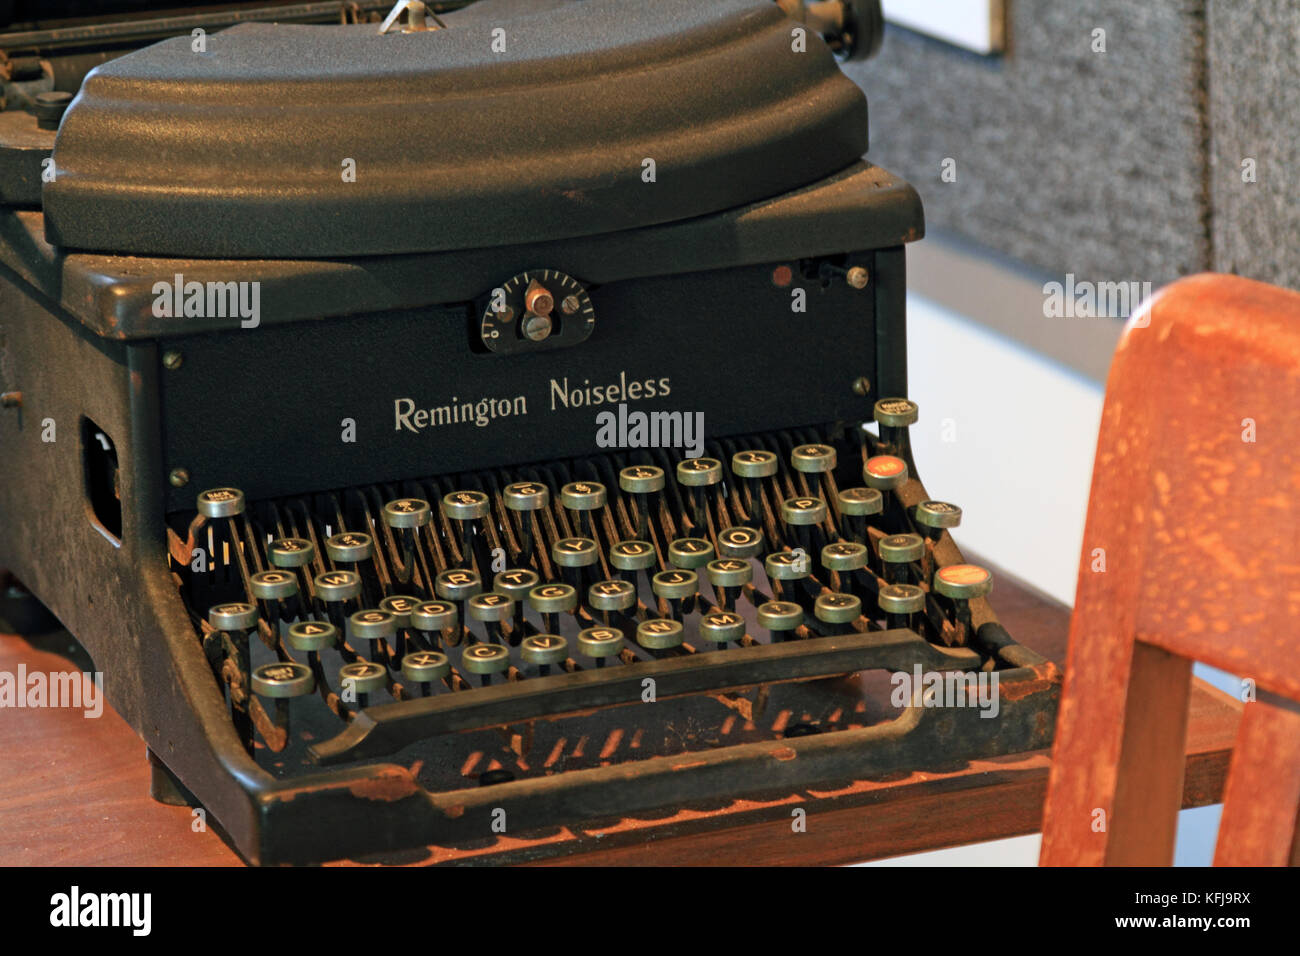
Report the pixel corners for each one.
[172,400,999,785]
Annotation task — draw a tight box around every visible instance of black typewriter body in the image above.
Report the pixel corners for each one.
[0,0,1058,864]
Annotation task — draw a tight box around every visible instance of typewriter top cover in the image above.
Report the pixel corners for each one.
[0,0,1059,866]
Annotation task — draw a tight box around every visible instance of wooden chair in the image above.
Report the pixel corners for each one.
[1040,273,1300,866]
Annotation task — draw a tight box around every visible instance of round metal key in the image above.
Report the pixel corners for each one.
[765,551,811,581]
[619,465,665,494]
[717,525,763,559]
[731,449,778,478]
[589,579,636,612]
[435,568,482,601]
[529,583,577,613]
[637,618,684,649]
[757,600,803,631]
[837,486,884,516]
[821,541,869,571]
[493,569,540,602]
[668,537,714,569]
[791,443,836,473]
[610,539,656,571]
[521,634,568,666]
[442,490,490,521]
[552,536,598,567]
[706,558,752,588]
[379,594,420,627]
[196,487,244,519]
[878,533,925,564]
[560,481,607,511]
[287,620,338,652]
[863,455,909,490]
[339,661,387,694]
[915,500,963,530]
[208,602,257,631]
[251,662,315,699]
[250,569,298,600]
[676,457,723,487]
[411,600,457,632]
[383,497,431,529]
[315,569,361,602]
[325,531,372,563]
[502,481,549,512]
[652,569,698,600]
[815,592,862,624]
[461,643,510,675]
[699,610,746,644]
[781,495,828,526]
[467,592,513,622]
[874,397,919,428]
[578,626,624,658]
[350,609,396,640]
[402,650,450,682]
[268,536,315,568]
[878,583,925,615]
[933,564,993,600]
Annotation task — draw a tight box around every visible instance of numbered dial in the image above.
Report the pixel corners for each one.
[479,269,594,354]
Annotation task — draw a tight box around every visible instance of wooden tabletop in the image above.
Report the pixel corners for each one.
[0,565,1241,866]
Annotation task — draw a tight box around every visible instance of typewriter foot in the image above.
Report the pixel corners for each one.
[0,573,60,636]
[147,748,198,808]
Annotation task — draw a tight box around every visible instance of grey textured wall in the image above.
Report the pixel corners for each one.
[845,1,1213,290]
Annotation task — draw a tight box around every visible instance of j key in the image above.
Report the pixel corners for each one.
[619,465,665,538]
[339,660,387,708]
[699,610,746,649]
[874,397,919,454]
[652,570,698,618]
[383,497,432,529]
[520,633,568,674]
[196,487,245,518]
[757,600,803,641]
[878,583,925,630]
[401,650,450,695]
[878,533,924,585]
[717,525,763,559]
[461,643,510,685]
[814,592,861,630]
[863,455,909,491]
[577,625,624,666]
[637,617,684,652]
[349,609,396,663]
[325,531,373,564]
[668,537,714,569]
[268,536,315,568]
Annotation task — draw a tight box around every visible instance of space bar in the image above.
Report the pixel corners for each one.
[309,629,980,765]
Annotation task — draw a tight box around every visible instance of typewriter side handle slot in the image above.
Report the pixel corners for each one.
[310,628,981,766]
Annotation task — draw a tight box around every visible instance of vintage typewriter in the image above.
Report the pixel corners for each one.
[0,0,1059,864]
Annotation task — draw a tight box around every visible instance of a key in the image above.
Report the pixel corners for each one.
[610,539,657,584]
[863,455,908,491]
[314,569,362,631]
[588,579,636,626]
[764,550,809,600]
[435,568,481,643]
[287,619,337,671]
[208,601,258,748]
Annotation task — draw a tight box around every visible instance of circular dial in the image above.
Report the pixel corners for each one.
[479,269,594,354]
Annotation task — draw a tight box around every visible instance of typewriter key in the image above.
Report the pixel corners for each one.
[196,487,245,519]
[560,480,607,511]
[251,661,315,699]
[325,531,373,564]
[577,626,624,664]
[765,551,810,582]
[781,496,828,526]
[208,602,258,632]
[552,536,598,567]
[791,443,837,474]
[442,490,491,521]
[589,579,636,613]
[873,397,919,428]
[757,600,803,636]
[652,569,698,601]
[706,558,752,589]
[699,610,746,648]
[379,595,419,629]
[676,457,723,486]
[521,633,568,674]
[915,500,962,534]
[350,609,396,663]
[814,592,861,625]
[878,533,924,584]
[268,537,315,568]
[461,643,510,684]
[618,465,665,494]
[610,539,657,572]
[494,568,540,602]
[468,592,512,622]
[435,568,482,601]
[863,455,909,490]
[315,569,361,603]
[402,650,450,694]
[250,569,298,601]
[668,537,715,569]
[837,486,884,516]
[529,583,577,616]
[502,482,549,511]
[933,564,992,601]
[637,618,684,650]
[718,525,763,559]
[383,497,432,529]
[411,600,457,634]
[339,661,387,705]
[821,541,869,571]
[731,449,778,478]
[878,583,925,629]
[288,620,338,653]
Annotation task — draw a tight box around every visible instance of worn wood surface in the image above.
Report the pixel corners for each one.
[0,559,1240,866]
[1042,274,1300,866]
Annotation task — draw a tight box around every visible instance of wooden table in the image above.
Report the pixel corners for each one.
[0,566,1241,866]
